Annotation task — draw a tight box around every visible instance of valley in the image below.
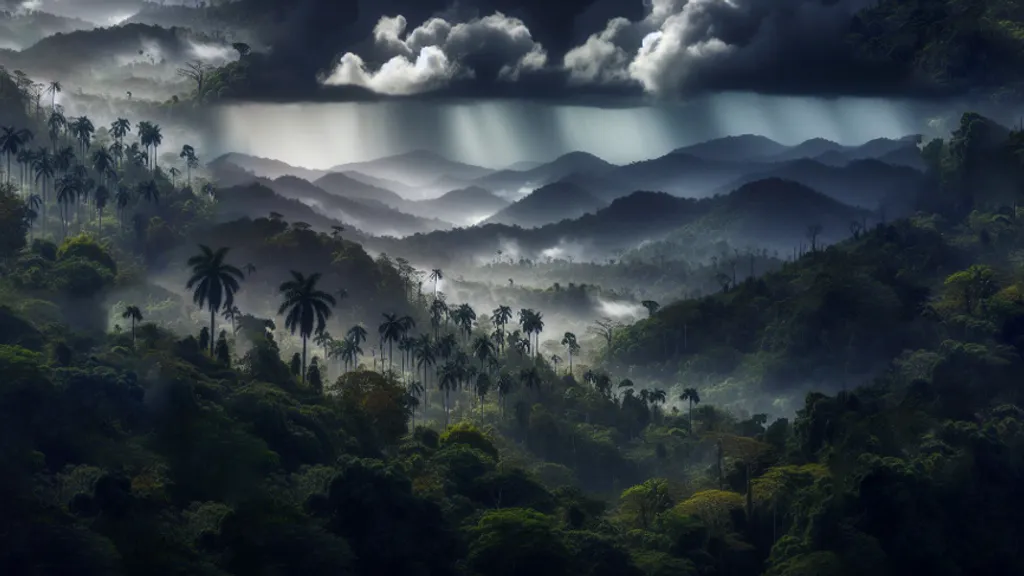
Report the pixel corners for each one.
[2,2,1024,576]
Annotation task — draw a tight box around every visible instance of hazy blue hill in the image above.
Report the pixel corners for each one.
[214,182,350,233]
[314,172,408,208]
[330,150,493,187]
[339,171,421,199]
[415,186,509,217]
[0,23,196,75]
[472,151,617,194]
[208,153,328,183]
[709,178,870,245]
[717,157,928,211]
[482,181,607,228]
[270,176,452,235]
[671,134,789,162]
[0,10,94,50]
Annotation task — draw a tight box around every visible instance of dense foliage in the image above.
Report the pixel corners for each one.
[3,68,1024,576]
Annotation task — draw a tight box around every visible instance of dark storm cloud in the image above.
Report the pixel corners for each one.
[561,0,918,98]
[220,0,963,101]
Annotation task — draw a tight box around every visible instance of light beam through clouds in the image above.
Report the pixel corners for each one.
[213,93,947,170]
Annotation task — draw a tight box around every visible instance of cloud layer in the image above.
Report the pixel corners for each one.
[320,0,913,99]
[322,13,548,95]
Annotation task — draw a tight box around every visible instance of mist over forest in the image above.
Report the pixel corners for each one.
[3,1,1024,576]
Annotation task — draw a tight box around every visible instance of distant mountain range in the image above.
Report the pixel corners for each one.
[268,176,451,237]
[483,181,607,228]
[715,158,927,211]
[212,132,926,207]
[0,10,94,51]
[313,172,407,208]
[0,23,206,78]
[209,132,928,249]
[329,150,494,189]
[365,177,873,266]
[208,160,451,237]
[210,153,329,183]
[411,187,510,223]
[474,151,616,193]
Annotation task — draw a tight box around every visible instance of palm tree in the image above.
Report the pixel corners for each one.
[244,263,257,277]
[69,116,94,157]
[561,332,579,376]
[93,185,109,233]
[55,174,78,238]
[415,335,435,408]
[115,185,131,230]
[472,335,495,372]
[122,305,143,347]
[519,366,542,396]
[278,271,336,382]
[92,148,115,183]
[491,305,513,352]
[46,80,61,110]
[186,245,245,356]
[48,111,65,151]
[168,167,181,188]
[148,124,163,170]
[642,300,660,316]
[680,388,701,432]
[475,372,491,420]
[335,336,362,372]
[137,121,153,169]
[1,126,33,185]
[222,305,242,335]
[496,372,514,418]
[429,268,443,297]
[180,144,197,186]
[347,324,368,347]
[406,380,424,423]
[437,361,461,427]
[54,146,74,175]
[32,149,54,230]
[379,313,406,373]
[314,330,334,378]
[110,118,131,156]
[429,298,448,338]
[137,180,159,205]
[25,193,41,238]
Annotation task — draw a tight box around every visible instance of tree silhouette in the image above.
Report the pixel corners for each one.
[186,245,245,356]
[680,388,701,433]
[379,313,414,373]
[1,126,33,185]
[314,330,334,379]
[806,223,823,252]
[641,300,660,316]
[429,268,443,297]
[176,61,207,100]
[491,305,513,352]
[560,332,579,375]
[121,305,143,347]
[46,80,61,110]
[278,271,336,382]
[415,335,435,408]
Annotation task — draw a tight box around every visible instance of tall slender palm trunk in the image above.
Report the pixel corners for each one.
[209,309,216,356]
[302,337,307,383]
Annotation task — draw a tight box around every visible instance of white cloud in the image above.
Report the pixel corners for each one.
[563,0,870,97]
[322,12,548,95]
[563,0,737,94]
[324,47,457,96]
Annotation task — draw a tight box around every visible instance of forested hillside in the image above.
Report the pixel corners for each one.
[3,64,1024,576]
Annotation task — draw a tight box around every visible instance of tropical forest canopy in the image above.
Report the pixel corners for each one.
[3,7,1024,576]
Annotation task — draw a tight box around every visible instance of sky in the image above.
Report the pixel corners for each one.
[212,93,964,168]
[7,0,999,166]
